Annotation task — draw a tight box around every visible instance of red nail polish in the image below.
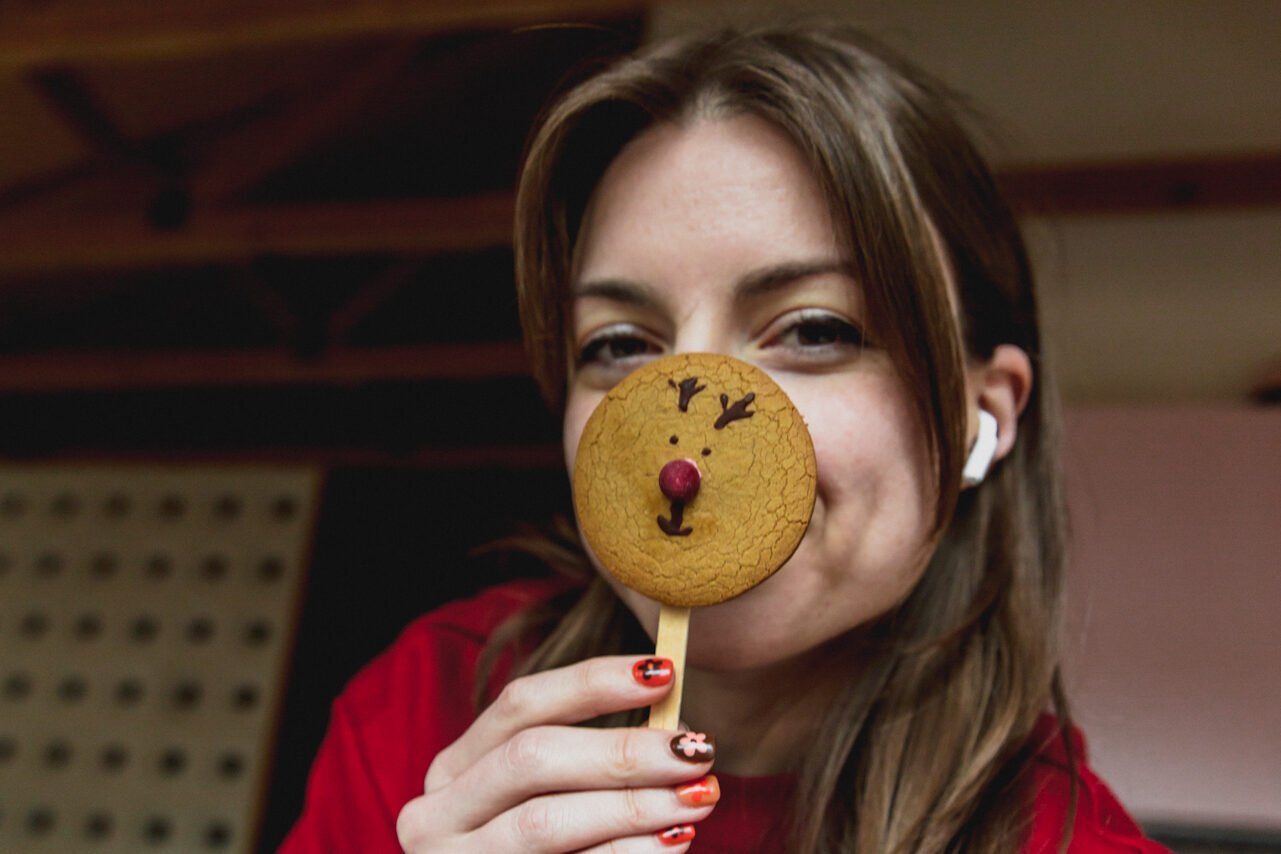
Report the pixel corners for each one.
[632,657,673,686]
[659,824,696,845]
[675,774,720,807]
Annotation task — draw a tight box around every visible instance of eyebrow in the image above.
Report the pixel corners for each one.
[572,278,663,308]
[734,259,854,304]
[572,259,853,307]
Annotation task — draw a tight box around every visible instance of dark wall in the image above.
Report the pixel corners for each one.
[258,463,571,851]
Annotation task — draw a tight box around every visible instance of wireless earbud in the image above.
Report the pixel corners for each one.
[962,409,999,488]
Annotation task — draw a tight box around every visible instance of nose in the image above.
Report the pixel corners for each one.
[659,458,701,503]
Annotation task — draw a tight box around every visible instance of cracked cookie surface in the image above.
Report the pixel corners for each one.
[573,352,816,607]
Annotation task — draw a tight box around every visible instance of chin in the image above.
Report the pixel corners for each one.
[600,534,836,665]
[693,587,822,668]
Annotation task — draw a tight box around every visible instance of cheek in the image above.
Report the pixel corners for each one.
[562,390,603,474]
[786,373,935,526]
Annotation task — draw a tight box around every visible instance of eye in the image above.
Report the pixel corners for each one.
[576,324,662,370]
[778,311,864,348]
[762,309,866,363]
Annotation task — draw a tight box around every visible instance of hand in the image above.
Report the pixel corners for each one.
[396,656,718,853]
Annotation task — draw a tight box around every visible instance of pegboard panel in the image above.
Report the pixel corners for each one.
[0,465,320,853]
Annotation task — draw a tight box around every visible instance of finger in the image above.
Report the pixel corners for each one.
[472,786,713,854]
[445,726,715,830]
[428,656,674,790]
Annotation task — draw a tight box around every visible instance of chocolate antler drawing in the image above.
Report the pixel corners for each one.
[668,377,706,412]
[715,392,756,429]
[655,380,755,537]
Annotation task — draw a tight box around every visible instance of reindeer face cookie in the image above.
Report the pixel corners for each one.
[573,352,817,608]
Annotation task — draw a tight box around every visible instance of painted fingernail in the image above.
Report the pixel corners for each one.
[659,824,696,845]
[675,774,720,807]
[670,731,715,762]
[632,657,674,687]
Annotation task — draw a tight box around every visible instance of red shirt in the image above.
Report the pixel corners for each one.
[280,580,1170,853]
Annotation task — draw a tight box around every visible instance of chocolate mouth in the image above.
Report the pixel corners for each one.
[657,500,692,537]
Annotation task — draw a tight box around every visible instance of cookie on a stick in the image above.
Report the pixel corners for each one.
[573,353,817,729]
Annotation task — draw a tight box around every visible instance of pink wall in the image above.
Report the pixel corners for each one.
[1062,405,1281,829]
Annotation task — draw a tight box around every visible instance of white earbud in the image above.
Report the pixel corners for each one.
[962,409,999,488]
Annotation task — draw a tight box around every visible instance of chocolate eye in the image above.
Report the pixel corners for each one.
[701,448,711,457]
[669,435,678,445]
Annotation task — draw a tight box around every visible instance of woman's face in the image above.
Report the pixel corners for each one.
[563,115,938,670]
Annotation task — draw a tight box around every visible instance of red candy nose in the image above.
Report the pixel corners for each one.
[659,458,701,502]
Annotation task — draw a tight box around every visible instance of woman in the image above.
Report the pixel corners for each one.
[283,24,1169,853]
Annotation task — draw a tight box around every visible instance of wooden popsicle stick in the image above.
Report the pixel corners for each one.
[647,603,691,730]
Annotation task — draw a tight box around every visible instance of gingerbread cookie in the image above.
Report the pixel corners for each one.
[573,352,816,607]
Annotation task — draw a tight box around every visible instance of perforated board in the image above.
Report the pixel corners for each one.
[0,465,320,853]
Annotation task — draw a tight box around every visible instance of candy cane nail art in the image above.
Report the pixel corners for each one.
[632,657,674,686]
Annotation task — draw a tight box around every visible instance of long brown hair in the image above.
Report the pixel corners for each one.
[503,23,1074,853]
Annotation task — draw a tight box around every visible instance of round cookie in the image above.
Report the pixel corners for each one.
[573,352,817,608]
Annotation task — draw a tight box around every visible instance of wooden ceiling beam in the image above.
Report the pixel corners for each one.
[190,28,525,205]
[0,192,515,274]
[21,444,565,469]
[189,41,422,205]
[1001,151,1281,216]
[3,153,1279,275]
[28,68,139,162]
[23,68,187,212]
[0,341,530,392]
[327,261,423,345]
[0,0,647,68]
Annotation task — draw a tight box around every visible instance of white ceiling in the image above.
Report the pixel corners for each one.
[1029,211,1281,401]
[653,0,1281,163]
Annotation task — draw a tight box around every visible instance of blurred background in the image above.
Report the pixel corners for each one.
[0,1,1276,852]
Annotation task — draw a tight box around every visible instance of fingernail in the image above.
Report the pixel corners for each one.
[632,657,673,687]
[658,824,696,845]
[670,731,715,762]
[675,774,720,807]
